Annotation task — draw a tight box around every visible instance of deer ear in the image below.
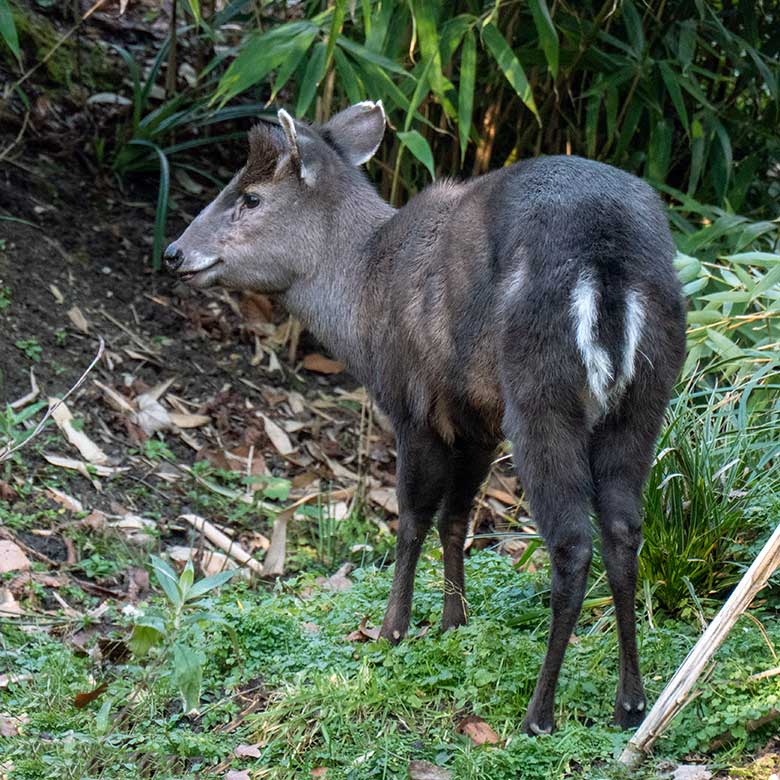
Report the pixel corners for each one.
[324,100,386,166]
[277,108,317,186]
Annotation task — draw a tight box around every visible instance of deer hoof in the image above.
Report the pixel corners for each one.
[614,697,646,729]
[522,716,554,737]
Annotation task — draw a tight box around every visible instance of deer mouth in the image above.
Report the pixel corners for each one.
[178,258,223,283]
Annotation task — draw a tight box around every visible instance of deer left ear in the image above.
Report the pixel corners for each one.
[277,108,317,186]
[324,100,386,166]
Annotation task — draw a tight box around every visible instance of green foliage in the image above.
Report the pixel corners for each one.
[129,555,238,713]
[640,385,780,614]
[14,337,42,362]
[0,0,21,65]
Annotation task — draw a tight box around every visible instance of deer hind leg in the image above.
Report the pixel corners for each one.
[590,385,668,729]
[437,440,496,631]
[504,391,593,736]
[380,425,451,644]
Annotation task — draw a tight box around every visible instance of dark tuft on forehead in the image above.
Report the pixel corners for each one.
[238,123,284,190]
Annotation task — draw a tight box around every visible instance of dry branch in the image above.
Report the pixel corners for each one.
[180,514,265,576]
[619,521,780,767]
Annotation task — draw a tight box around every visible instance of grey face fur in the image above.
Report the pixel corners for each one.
[165,102,388,294]
[165,101,687,738]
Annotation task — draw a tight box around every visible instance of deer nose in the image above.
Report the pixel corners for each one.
[164,243,184,272]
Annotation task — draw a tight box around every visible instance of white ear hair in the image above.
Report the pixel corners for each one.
[277,109,299,154]
[277,108,317,186]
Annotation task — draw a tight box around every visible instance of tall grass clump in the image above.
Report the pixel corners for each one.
[640,380,780,615]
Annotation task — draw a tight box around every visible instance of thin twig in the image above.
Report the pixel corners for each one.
[0,110,30,163]
[0,338,105,463]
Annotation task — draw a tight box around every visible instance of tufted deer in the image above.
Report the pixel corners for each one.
[165,101,686,734]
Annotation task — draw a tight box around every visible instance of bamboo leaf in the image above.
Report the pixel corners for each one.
[333,47,364,104]
[481,22,539,121]
[398,130,435,179]
[270,28,319,102]
[0,0,21,63]
[528,0,558,78]
[215,22,318,104]
[658,61,689,132]
[296,41,328,116]
[410,0,446,98]
[324,0,347,71]
[128,141,169,271]
[457,30,476,161]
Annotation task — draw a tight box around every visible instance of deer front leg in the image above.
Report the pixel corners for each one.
[380,425,451,643]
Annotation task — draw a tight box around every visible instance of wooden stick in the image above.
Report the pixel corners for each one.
[180,514,265,576]
[619,521,780,767]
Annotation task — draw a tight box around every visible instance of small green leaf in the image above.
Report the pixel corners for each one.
[0,0,21,63]
[482,22,538,121]
[95,698,113,735]
[398,130,435,180]
[458,30,476,161]
[129,620,166,657]
[528,0,558,77]
[186,569,239,602]
[149,554,181,607]
[185,0,200,24]
[173,644,202,713]
[179,559,195,599]
[262,477,292,501]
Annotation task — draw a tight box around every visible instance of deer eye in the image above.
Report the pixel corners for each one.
[242,193,261,209]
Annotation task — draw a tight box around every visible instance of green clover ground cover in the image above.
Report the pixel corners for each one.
[3,550,780,780]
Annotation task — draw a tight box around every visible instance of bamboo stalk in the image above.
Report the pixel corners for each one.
[619,521,780,767]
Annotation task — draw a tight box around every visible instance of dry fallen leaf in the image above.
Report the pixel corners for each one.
[0,716,19,738]
[0,588,22,617]
[345,616,381,643]
[0,541,30,574]
[44,453,128,478]
[261,415,294,456]
[109,514,156,546]
[0,674,31,688]
[311,769,328,778]
[302,353,345,374]
[134,393,172,436]
[234,743,262,758]
[45,486,84,513]
[318,562,353,592]
[368,487,398,515]
[49,399,109,465]
[0,480,18,502]
[456,714,500,746]
[169,412,210,429]
[408,760,453,780]
[74,682,109,708]
[225,771,251,780]
[67,305,90,334]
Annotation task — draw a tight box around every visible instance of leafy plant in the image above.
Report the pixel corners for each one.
[129,555,238,712]
[0,400,47,455]
[0,285,11,309]
[0,0,21,66]
[14,337,42,362]
[640,384,780,614]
